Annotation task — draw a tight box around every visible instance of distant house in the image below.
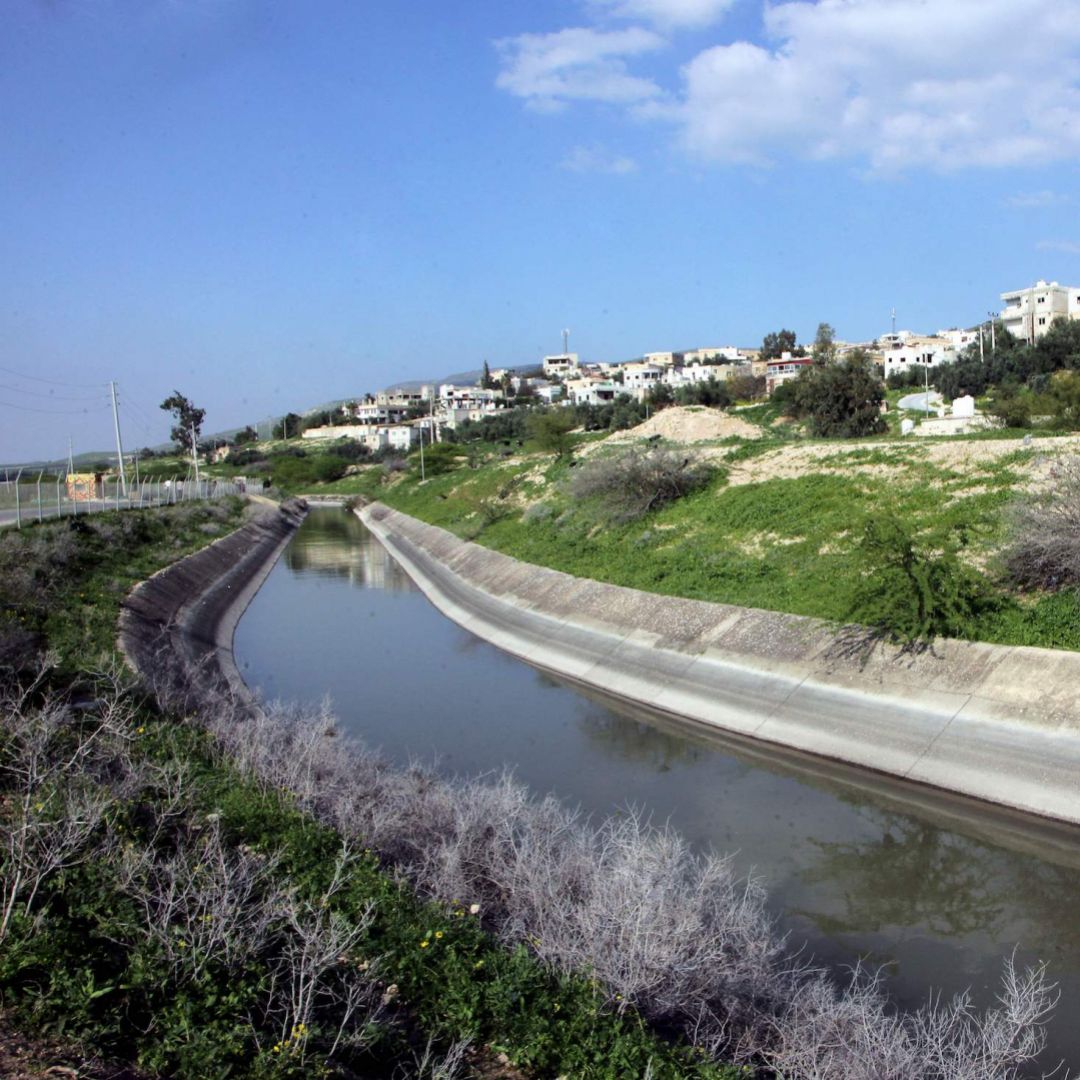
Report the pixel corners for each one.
[565,377,618,406]
[542,353,579,379]
[765,355,813,394]
[881,336,956,381]
[1000,280,1080,344]
[620,362,665,397]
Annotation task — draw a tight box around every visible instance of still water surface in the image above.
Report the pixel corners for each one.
[235,509,1080,1069]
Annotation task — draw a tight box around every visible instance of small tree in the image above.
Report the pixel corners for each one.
[526,409,578,458]
[789,351,886,437]
[1047,370,1080,430]
[811,322,837,366]
[986,386,1032,429]
[646,382,675,410]
[232,425,259,445]
[159,391,206,454]
[761,328,798,360]
[847,513,1000,644]
[273,413,302,440]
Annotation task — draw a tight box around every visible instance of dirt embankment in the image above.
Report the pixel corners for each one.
[607,405,764,443]
[118,498,307,709]
[722,434,1080,488]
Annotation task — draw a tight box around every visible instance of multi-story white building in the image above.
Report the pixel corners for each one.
[1000,280,1080,344]
[565,377,619,406]
[438,385,504,408]
[376,386,433,408]
[882,342,955,381]
[542,353,579,379]
[620,362,665,396]
[352,401,410,426]
[879,333,957,380]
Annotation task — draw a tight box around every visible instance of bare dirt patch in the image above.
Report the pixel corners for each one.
[722,434,1080,489]
[606,406,763,444]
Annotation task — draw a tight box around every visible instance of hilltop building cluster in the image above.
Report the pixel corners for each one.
[298,279,1080,450]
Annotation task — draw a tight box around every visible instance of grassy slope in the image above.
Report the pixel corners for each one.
[319,431,1080,651]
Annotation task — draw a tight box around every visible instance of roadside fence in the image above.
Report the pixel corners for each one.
[0,473,245,530]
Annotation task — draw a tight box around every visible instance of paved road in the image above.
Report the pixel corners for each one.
[897,390,942,412]
[0,498,139,528]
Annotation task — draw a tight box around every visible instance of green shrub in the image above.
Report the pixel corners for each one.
[845,513,1002,644]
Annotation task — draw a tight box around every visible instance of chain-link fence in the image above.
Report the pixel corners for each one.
[0,475,245,529]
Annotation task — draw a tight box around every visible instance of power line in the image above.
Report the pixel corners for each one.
[118,391,161,430]
[0,364,105,389]
[0,398,111,415]
[0,381,109,402]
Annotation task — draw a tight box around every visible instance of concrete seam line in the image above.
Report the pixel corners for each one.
[901,692,975,780]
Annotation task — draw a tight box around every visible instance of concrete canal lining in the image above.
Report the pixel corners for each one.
[119,499,308,708]
[360,502,1080,826]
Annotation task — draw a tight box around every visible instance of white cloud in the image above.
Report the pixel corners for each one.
[674,0,1080,169]
[1036,239,1080,254]
[1006,190,1070,208]
[588,0,736,29]
[497,0,1080,172]
[560,144,639,173]
[495,27,665,110]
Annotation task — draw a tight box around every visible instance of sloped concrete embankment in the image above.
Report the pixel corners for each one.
[119,499,308,709]
[360,502,1080,826]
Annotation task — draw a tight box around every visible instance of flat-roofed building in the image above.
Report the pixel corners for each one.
[542,353,580,379]
[1000,280,1080,344]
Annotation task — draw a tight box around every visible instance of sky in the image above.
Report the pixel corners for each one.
[2,0,1080,462]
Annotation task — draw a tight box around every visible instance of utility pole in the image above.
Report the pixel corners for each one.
[67,437,74,478]
[988,313,996,352]
[979,325,985,363]
[109,380,128,495]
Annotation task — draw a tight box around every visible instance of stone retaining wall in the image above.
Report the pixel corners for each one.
[361,502,1080,825]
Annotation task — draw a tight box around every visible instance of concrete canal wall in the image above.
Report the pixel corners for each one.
[360,502,1080,826]
[119,499,308,709]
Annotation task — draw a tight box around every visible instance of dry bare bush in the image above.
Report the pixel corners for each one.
[568,445,714,522]
[0,673,137,942]
[399,1037,471,1079]
[1004,455,1080,590]
[170,684,1065,1077]
[263,897,383,1065]
[766,956,1059,1080]
[114,819,285,984]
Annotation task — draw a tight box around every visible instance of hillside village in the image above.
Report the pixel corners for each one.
[285,278,1080,456]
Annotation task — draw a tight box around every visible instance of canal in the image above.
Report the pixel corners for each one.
[234,508,1080,1069]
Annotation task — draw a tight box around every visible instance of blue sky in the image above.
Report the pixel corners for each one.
[2,0,1079,462]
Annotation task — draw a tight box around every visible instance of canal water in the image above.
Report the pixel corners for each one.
[234,508,1080,1069]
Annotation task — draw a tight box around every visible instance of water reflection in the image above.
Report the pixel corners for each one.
[284,509,416,591]
[799,811,1003,938]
